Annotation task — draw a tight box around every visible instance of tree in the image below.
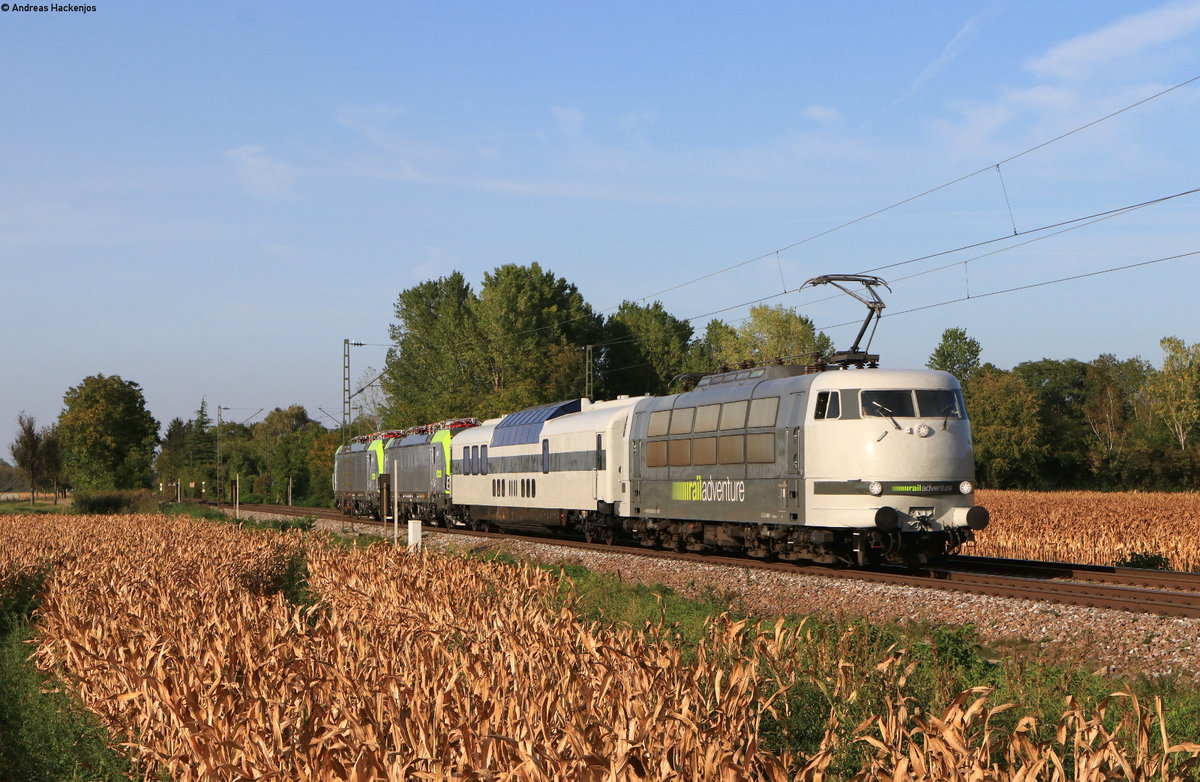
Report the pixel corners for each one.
[39,422,63,503]
[58,374,159,490]
[1082,354,1151,484]
[704,305,832,370]
[1013,358,1090,488]
[1149,336,1200,451]
[602,301,693,397]
[382,272,483,427]
[9,412,43,503]
[470,262,602,417]
[965,368,1044,488]
[927,327,982,384]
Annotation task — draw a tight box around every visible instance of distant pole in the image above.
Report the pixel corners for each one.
[235,473,240,519]
[585,344,594,400]
[288,476,293,506]
[392,460,399,545]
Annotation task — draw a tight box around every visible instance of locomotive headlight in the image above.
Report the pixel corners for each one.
[916,424,933,438]
[868,481,883,496]
[959,480,974,495]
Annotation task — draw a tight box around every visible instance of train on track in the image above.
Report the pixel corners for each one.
[333,276,989,566]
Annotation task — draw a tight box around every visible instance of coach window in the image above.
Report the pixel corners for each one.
[719,400,747,430]
[746,433,775,463]
[692,437,717,466]
[646,440,668,468]
[815,391,841,420]
[693,404,720,432]
[463,446,470,473]
[481,445,488,475]
[668,439,691,467]
[542,439,550,474]
[747,397,779,428]
[669,407,694,435]
[473,445,481,475]
[595,433,603,470]
[648,410,670,436]
[718,435,745,464]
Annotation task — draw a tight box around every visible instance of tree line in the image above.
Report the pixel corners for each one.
[7,263,1198,496]
[929,328,1200,490]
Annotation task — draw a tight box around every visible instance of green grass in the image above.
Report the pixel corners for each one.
[0,567,138,782]
[0,500,72,516]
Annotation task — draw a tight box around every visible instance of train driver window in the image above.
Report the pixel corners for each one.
[815,391,841,419]
[862,390,916,418]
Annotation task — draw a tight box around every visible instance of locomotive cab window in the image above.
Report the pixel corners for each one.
[814,391,841,419]
[861,390,917,418]
[916,389,965,419]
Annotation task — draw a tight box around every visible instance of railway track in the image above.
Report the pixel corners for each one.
[214,502,1200,619]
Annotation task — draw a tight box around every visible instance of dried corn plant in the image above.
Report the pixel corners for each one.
[4,513,1199,780]
[971,491,1200,571]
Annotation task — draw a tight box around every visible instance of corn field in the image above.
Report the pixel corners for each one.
[2,513,1199,780]
[971,490,1200,571]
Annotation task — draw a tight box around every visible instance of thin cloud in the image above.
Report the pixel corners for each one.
[1025,0,1200,82]
[892,0,1006,109]
[804,105,842,123]
[224,145,298,198]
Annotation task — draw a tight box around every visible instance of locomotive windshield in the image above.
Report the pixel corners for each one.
[861,389,964,419]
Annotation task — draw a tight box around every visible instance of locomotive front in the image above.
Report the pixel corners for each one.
[804,368,988,564]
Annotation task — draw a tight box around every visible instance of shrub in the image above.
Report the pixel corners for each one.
[72,490,159,515]
[1115,550,1173,570]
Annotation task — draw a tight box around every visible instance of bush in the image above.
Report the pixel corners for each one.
[1115,551,1173,570]
[72,490,159,515]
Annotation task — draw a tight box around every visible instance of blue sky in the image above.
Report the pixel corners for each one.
[2,0,1199,449]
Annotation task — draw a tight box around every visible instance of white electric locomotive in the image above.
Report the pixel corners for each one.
[334,275,989,566]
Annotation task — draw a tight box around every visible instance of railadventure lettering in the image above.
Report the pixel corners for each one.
[671,475,746,503]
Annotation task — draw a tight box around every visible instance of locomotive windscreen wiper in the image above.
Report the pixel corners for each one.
[870,401,902,430]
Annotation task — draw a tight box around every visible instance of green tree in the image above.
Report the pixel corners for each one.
[1082,354,1151,484]
[706,305,832,369]
[1013,358,1090,488]
[155,417,189,496]
[253,406,321,504]
[9,412,43,503]
[382,272,482,427]
[57,374,159,490]
[470,262,602,417]
[927,327,982,384]
[965,368,1044,488]
[602,301,693,397]
[1149,336,1200,451]
[39,422,63,503]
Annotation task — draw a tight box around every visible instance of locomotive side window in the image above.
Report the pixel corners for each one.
[646,440,668,467]
[693,404,720,432]
[862,390,917,418]
[669,407,694,435]
[692,437,717,465]
[648,410,670,436]
[718,435,744,464]
[815,391,841,419]
[668,439,691,466]
[746,433,775,463]
[916,389,965,418]
[719,401,747,430]
[747,397,779,427]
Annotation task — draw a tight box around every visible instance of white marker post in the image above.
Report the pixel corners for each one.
[408,518,422,551]
[392,461,400,545]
